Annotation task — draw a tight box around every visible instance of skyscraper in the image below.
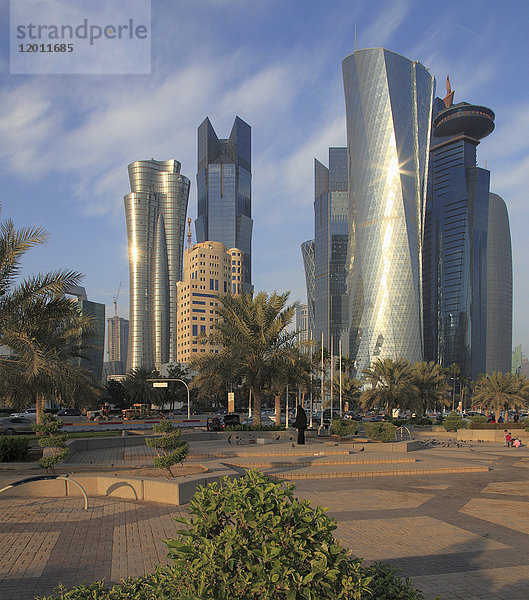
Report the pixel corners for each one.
[342,48,434,373]
[422,79,497,380]
[486,192,512,374]
[195,117,253,295]
[124,159,190,371]
[65,285,105,381]
[301,239,315,342]
[106,315,129,375]
[313,148,349,354]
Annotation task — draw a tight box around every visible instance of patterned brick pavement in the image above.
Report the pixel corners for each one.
[2,444,529,599]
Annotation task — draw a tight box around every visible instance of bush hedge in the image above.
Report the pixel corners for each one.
[331,418,359,438]
[363,422,397,442]
[226,424,285,431]
[443,412,468,432]
[469,422,526,430]
[40,470,431,600]
[0,435,31,462]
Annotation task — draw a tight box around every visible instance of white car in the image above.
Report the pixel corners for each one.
[10,408,37,420]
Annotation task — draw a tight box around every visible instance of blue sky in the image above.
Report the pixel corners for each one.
[1,0,529,361]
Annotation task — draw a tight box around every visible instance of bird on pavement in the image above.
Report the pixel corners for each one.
[359,447,364,452]
[227,435,232,444]
[275,435,280,441]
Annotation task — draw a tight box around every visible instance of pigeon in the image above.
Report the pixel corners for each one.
[275,435,280,441]
[359,447,365,452]
[290,436,293,441]
[227,435,232,444]
[292,443,296,448]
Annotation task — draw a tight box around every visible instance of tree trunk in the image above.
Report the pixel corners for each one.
[274,394,281,426]
[36,393,46,424]
[252,386,262,427]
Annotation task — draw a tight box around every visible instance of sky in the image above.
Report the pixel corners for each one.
[1,0,528,361]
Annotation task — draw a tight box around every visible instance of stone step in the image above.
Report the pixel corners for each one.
[262,463,490,480]
[224,457,417,468]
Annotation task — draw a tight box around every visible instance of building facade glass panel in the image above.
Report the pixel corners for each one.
[124,159,190,371]
[195,117,253,295]
[422,85,503,380]
[342,48,434,373]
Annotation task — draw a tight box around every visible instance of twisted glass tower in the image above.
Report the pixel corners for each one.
[195,116,253,295]
[342,48,434,372]
[124,159,190,371]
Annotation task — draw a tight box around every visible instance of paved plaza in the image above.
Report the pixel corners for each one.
[1,436,529,599]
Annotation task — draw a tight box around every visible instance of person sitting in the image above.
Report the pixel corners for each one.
[513,438,521,448]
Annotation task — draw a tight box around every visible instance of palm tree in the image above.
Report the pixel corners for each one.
[268,345,312,426]
[473,372,529,422]
[124,367,161,406]
[190,291,297,427]
[360,357,416,414]
[0,219,99,422]
[331,374,362,412]
[412,361,450,416]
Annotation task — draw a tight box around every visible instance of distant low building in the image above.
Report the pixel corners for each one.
[176,240,240,364]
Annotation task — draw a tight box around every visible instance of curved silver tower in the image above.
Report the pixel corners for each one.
[124,159,190,371]
[342,48,434,372]
[486,192,513,374]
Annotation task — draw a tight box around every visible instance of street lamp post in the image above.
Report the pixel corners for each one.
[149,378,191,420]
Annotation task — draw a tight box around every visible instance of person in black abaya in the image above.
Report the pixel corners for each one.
[292,404,307,445]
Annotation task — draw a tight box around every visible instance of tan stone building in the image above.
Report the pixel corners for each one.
[176,241,243,363]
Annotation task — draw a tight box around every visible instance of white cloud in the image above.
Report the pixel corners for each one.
[360,0,410,48]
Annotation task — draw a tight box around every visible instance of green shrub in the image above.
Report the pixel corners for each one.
[408,416,433,427]
[0,435,31,462]
[360,562,427,600]
[442,412,468,432]
[467,421,525,430]
[470,414,488,425]
[331,418,359,438]
[40,470,429,600]
[145,421,189,477]
[363,422,397,442]
[33,415,69,472]
[226,424,285,431]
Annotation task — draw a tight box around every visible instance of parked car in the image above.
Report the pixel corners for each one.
[57,408,81,417]
[0,416,34,435]
[10,408,37,420]
[222,413,242,428]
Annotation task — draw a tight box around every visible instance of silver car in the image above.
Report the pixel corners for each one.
[0,416,34,435]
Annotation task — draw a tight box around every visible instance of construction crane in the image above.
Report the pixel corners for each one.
[113,281,122,317]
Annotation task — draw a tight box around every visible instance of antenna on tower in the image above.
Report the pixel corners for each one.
[113,281,122,317]
[354,22,357,50]
[186,217,192,248]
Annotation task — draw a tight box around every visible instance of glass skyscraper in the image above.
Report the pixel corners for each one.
[195,117,253,295]
[342,48,434,373]
[124,159,190,371]
[486,192,513,374]
[313,148,349,354]
[301,239,315,342]
[422,80,497,380]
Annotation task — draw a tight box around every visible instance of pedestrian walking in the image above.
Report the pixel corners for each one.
[292,404,307,445]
